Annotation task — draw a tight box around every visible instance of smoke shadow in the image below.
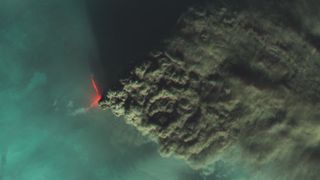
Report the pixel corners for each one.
[85,0,204,92]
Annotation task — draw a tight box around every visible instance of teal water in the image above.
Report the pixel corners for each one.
[0,0,259,179]
[0,0,204,179]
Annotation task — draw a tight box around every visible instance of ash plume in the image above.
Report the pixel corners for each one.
[100,1,320,179]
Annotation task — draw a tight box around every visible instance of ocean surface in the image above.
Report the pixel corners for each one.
[0,0,210,179]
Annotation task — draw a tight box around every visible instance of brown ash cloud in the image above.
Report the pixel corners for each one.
[100,3,320,179]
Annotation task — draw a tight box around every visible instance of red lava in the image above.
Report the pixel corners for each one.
[90,77,102,108]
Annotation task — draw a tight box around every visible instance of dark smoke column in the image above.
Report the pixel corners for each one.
[99,5,320,171]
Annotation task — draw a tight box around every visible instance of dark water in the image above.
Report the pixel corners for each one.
[86,0,204,91]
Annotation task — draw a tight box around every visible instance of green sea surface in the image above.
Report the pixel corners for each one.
[0,0,252,179]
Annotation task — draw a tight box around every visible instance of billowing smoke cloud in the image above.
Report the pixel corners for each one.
[102,1,320,179]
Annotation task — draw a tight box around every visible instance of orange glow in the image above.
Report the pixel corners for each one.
[90,77,102,108]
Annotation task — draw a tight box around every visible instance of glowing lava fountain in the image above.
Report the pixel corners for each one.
[90,77,102,108]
